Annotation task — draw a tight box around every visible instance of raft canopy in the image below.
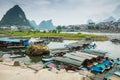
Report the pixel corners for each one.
[53,57,82,66]
[67,40,92,48]
[0,37,29,46]
[64,53,87,62]
[0,37,28,43]
[70,51,97,59]
[82,49,110,56]
[64,52,97,62]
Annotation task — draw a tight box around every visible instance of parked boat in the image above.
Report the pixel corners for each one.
[44,62,59,70]
[42,58,53,62]
[0,51,11,54]
[0,37,29,48]
[111,39,120,43]
[87,42,96,49]
[9,54,24,58]
[50,50,69,57]
[114,71,120,77]
[53,57,82,66]
[7,46,25,49]
[82,49,109,56]
[64,53,86,62]
[42,56,53,62]
[90,65,104,73]
[96,63,109,70]
[113,58,120,65]
[102,59,114,68]
[64,52,97,62]
[65,40,92,50]
[70,51,97,59]
[89,58,114,73]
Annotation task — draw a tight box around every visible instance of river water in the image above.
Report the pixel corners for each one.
[94,41,120,59]
[81,32,120,58]
[61,32,120,58]
[2,32,120,63]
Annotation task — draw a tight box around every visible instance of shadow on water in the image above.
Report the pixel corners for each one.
[29,56,42,63]
[27,53,50,63]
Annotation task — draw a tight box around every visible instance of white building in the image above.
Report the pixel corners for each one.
[11,26,18,31]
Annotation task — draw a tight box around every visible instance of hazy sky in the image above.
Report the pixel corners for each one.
[0,0,120,25]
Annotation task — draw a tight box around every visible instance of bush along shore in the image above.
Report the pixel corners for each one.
[0,30,108,41]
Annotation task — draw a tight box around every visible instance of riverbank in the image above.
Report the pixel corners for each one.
[0,30,108,41]
[80,30,120,33]
[0,62,84,80]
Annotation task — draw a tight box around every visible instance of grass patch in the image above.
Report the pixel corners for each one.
[0,30,108,40]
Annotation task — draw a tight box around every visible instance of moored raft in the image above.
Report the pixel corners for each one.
[53,57,82,66]
[0,51,11,54]
[44,62,59,70]
[96,63,108,70]
[90,58,114,73]
[114,71,120,77]
[111,39,120,43]
[64,52,97,62]
[113,58,120,65]
[90,65,104,73]
[42,56,53,62]
[9,54,24,58]
[70,51,97,59]
[81,48,110,56]
[64,53,87,61]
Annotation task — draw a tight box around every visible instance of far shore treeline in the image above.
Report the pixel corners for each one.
[0,30,108,41]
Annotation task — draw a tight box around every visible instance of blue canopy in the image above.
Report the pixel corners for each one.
[0,37,28,43]
[90,65,104,73]
[102,59,113,68]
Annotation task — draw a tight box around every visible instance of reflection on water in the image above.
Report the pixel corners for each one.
[3,40,120,63]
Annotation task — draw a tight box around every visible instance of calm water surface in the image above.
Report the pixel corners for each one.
[94,41,120,59]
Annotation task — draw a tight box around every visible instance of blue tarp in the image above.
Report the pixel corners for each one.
[90,59,113,73]
[96,63,107,70]
[90,65,104,73]
[0,37,29,46]
[102,59,112,67]
[0,37,27,43]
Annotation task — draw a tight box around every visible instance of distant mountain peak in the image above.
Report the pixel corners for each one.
[29,20,38,30]
[0,5,33,30]
[103,16,116,22]
[39,19,56,30]
[13,5,20,8]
